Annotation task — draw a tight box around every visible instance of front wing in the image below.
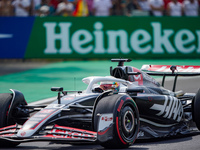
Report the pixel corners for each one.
[0,124,97,143]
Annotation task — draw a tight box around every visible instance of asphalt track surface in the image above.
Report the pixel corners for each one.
[0,60,49,76]
[0,60,200,150]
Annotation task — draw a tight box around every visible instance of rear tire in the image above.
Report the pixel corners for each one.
[93,94,139,149]
[193,88,200,130]
[0,93,20,147]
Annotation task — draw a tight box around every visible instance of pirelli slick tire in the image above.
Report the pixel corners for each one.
[0,93,20,147]
[193,88,200,130]
[93,94,140,149]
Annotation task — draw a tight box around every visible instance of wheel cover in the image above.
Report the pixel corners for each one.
[123,110,134,133]
[121,106,136,139]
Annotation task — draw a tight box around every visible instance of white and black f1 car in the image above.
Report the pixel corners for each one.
[1,59,200,149]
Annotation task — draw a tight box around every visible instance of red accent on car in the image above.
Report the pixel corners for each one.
[21,109,59,130]
[42,125,97,140]
[117,100,124,112]
[101,116,113,121]
[0,124,16,131]
[116,117,126,145]
[98,127,110,135]
[54,124,96,135]
[0,133,15,137]
[145,65,200,72]
[132,67,143,85]
[6,104,11,116]
[148,97,153,102]
[20,131,26,136]
[30,110,59,130]
[0,129,15,135]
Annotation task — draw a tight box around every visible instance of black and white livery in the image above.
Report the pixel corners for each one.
[0,58,200,149]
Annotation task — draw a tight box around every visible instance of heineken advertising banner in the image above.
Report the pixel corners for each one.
[1,17,200,59]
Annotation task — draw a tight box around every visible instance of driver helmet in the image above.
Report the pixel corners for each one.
[100,82,120,93]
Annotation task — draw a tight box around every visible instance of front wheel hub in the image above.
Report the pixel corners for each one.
[121,106,135,137]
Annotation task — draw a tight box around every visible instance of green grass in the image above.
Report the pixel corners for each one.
[0,59,200,103]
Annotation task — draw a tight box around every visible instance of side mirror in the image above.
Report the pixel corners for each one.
[51,87,63,104]
[51,87,63,92]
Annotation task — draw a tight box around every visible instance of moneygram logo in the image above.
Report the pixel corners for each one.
[43,22,200,55]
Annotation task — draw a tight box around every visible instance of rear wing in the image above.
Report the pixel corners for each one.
[141,65,200,92]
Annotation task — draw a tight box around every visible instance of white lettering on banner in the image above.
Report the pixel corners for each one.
[93,22,105,54]
[175,29,195,54]
[43,22,200,55]
[44,22,72,54]
[151,22,176,54]
[72,30,93,54]
[130,29,151,54]
[196,31,200,53]
[107,30,130,54]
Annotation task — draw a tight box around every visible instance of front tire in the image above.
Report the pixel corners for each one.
[193,88,200,130]
[93,94,140,149]
[0,93,20,147]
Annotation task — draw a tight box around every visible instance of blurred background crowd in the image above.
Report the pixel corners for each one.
[0,0,199,17]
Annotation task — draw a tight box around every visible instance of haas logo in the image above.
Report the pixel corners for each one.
[150,96,183,122]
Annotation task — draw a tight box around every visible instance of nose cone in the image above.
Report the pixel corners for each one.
[17,129,34,137]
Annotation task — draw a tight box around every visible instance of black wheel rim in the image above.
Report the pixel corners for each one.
[123,110,134,133]
[121,106,136,139]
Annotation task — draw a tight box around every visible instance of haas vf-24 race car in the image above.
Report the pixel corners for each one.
[0,59,200,149]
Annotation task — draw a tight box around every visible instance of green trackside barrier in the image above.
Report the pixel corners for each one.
[26,17,200,59]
